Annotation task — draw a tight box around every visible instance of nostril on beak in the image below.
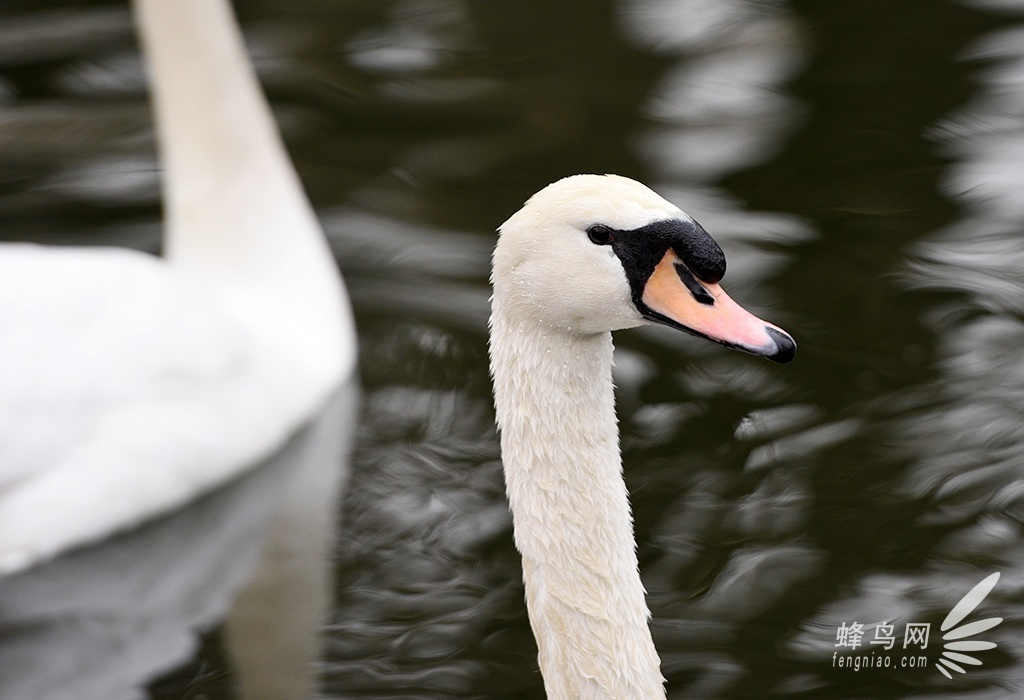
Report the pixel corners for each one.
[765,327,796,363]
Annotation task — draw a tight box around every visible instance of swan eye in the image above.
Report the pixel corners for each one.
[587,225,614,245]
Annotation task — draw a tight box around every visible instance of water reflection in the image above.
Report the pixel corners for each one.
[621,0,814,355]
[0,382,356,700]
[900,0,1024,605]
[344,0,475,75]
[324,385,516,695]
[783,1,1024,693]
[623,0,807,182]
[324,209,491,332]
[906,0,1024,583]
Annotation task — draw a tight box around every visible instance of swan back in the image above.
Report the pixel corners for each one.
[0,0,356,573]
[0,245,306,572]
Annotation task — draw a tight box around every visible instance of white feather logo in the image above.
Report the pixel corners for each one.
[935,572,1002,679]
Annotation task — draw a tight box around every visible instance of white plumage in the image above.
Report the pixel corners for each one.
[490,174,794,698]
[0,0,355,574]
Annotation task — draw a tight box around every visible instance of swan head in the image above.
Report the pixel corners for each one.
[493,174,795,362]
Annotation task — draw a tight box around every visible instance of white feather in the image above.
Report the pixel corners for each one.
[490,174,673,699]
[0,0,355,574]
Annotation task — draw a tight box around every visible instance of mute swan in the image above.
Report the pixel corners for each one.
[0,0,355,574]
[489,174,795,699]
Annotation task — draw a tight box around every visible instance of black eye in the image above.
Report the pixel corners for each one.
[587,225,614,245]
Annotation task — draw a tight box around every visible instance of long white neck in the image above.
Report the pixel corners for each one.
[133,0,354,387]
[490,309,665,699]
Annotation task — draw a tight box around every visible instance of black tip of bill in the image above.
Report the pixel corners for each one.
[764,327,797,363]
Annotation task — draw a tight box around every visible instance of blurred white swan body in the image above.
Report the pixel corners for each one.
[490,175,794,698]
[0,0,355,574]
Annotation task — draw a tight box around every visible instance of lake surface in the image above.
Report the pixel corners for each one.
[2,0,1024,697]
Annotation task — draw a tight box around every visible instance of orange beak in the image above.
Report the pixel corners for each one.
[641,249,795,363]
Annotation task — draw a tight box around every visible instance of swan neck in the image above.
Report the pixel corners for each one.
[490,313,665,699]
[133,0,353,385]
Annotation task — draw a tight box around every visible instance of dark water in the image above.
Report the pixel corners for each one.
[2,0,1024,697]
